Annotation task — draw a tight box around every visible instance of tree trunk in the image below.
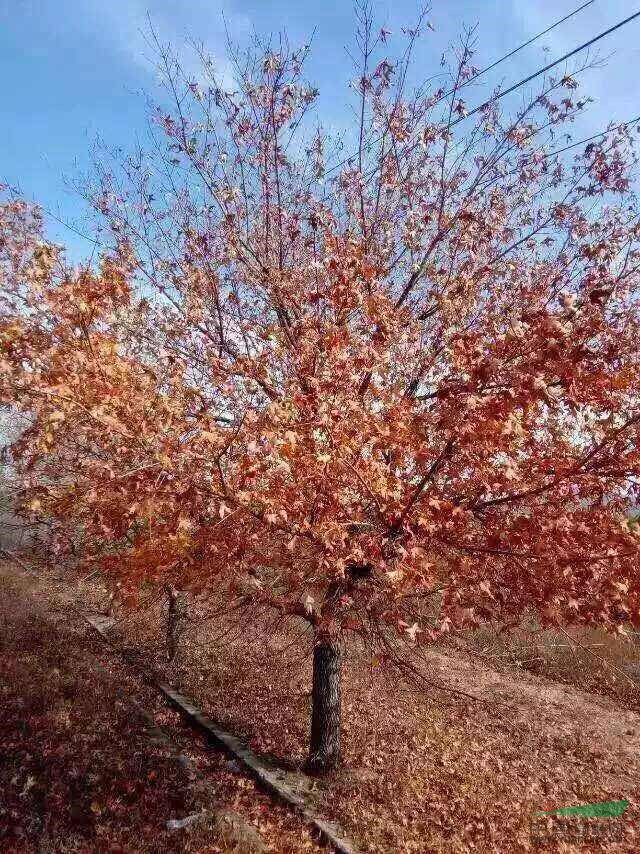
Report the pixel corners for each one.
[165,584,187,662]
[307,639,342,774]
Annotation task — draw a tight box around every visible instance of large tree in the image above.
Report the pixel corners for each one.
[3,9,640,772]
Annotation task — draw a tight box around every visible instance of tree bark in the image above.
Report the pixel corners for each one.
[307,639,342,774]
[165,584,187,662]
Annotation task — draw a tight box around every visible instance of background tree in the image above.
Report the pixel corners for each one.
[3,6,640,773]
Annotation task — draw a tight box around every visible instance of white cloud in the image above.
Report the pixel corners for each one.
[79,0,251,90]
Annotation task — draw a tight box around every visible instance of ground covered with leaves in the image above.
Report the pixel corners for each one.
[2,559,640,851]
[0,563,323,853]
[100,581,640,852]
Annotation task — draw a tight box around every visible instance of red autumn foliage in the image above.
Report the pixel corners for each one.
[2,10,640,769]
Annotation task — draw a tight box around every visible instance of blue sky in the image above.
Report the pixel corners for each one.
[1,0,638,260]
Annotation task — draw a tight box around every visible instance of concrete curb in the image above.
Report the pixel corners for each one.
[85,614,358,854]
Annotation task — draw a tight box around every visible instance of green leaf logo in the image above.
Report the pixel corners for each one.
[535,799,629,819]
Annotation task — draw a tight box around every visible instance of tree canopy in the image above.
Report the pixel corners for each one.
[2,17,640,657]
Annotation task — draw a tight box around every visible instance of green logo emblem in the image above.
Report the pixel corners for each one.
[535,799,629,819]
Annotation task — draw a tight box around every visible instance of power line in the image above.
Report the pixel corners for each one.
[440,0,596,103]
[506,113,640,175]
[324,0,599,177]
[372,8,640,183]
[451,9,640,127]
[544,114,640,159]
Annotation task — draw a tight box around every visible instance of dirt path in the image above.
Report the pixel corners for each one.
[427,647,640,775]
[0,563,323,853]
